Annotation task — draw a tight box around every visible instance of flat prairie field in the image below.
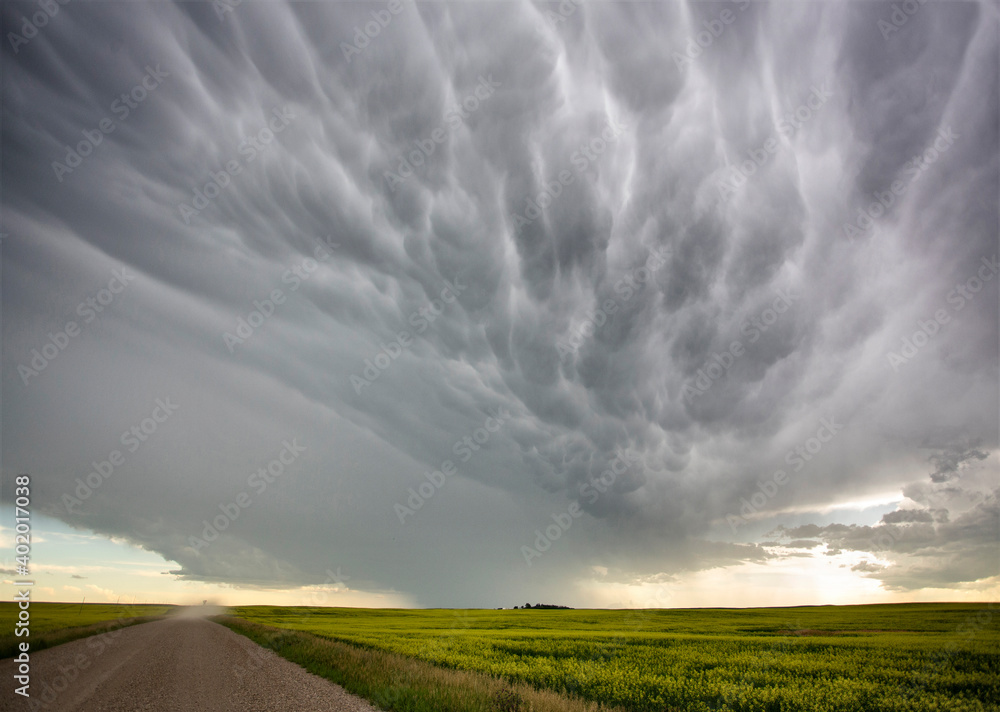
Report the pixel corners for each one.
[227,602,999,712]
[0,602,173,658]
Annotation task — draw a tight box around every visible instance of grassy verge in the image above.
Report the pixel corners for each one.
[0,603,173,659]
[216,615,629,712]
[226,603,1000,711]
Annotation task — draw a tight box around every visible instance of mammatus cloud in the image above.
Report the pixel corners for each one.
[1,0,997,606]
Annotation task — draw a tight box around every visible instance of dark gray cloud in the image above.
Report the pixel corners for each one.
[1,0,997,605]
[927,439,989,483]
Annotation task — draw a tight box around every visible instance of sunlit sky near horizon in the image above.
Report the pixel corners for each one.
[5,502,998,608]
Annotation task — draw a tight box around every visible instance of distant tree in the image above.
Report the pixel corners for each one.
[525,602,532,609]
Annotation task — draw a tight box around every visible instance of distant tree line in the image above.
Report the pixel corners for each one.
[511,603,573,609]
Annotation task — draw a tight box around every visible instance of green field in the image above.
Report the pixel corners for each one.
[0,602,173,658]
[227,603,1000,712]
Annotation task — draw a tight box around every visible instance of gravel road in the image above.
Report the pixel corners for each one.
[0,612,384,711]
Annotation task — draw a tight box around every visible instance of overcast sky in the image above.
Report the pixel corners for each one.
[2,0,998,609]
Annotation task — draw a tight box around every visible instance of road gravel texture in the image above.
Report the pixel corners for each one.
[0,613,383,711]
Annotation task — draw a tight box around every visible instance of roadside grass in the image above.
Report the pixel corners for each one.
[216,615,629,712]
[0,602,173,658]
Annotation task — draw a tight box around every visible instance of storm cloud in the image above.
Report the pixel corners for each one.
[2,0,997,606]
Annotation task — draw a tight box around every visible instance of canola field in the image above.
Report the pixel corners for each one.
[230,603,999,712]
